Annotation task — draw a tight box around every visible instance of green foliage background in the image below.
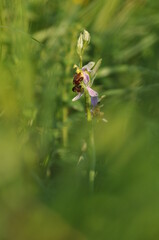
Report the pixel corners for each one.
[0,0,159,239]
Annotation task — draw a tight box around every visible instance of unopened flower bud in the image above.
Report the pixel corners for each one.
[77,33,83,56]
[83,29,90,44]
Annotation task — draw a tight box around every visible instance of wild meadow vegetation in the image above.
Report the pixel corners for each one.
[0,0,159,239]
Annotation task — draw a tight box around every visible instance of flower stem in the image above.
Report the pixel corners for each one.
[84,90,92,122]
[84,90,96,192]
[79,55,83,69]
[89,121,96,193]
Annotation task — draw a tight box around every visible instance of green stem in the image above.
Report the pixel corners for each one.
[84,90,96,192]
[80,58,96,192]
[79,55,82,68]
[89,121,96,193]
[85,90,92,122]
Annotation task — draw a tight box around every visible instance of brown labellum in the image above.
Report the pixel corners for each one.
[73,73,83,85]
[72,85,82,93]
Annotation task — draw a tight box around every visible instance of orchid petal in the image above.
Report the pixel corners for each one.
[91,96,98,107]
[87,86,98,97]
[82,62,95,72]
[83,72,90,84]
[72,93,83,102]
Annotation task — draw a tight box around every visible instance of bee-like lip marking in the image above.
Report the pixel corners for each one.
[73,73,83,85]
[72,85,82,93]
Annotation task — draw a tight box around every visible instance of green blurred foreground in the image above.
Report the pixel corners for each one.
[1,1,159,239]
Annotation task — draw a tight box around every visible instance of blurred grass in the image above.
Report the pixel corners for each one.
[0,0,159,239]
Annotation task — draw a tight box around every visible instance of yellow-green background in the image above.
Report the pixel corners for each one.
[0,0,159,239]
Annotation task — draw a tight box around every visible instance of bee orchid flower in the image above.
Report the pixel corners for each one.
[72,59,102,107]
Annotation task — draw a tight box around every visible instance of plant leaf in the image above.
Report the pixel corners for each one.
[91,59,102,84]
